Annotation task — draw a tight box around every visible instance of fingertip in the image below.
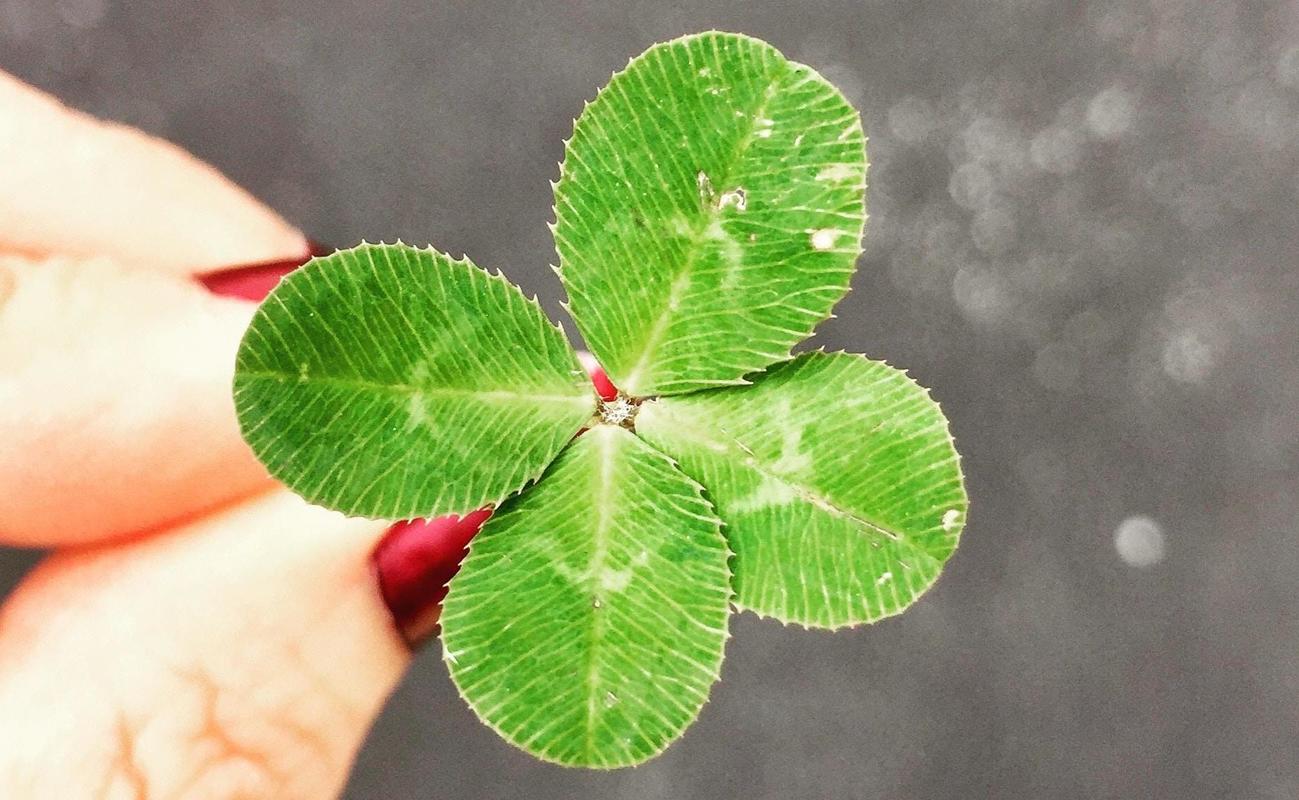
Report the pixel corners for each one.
[0,70,307,274]
[0,491,409,799]
[0,254,269,546]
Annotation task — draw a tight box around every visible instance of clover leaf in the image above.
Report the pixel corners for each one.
[233,31,967,769]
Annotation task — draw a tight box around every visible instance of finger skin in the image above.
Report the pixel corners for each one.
[0,70,307,274]
[0,490,406,799]
[0,254,273,546]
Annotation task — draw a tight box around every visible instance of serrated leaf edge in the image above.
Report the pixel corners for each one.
[640,349,967,631]
[549,30,869,397]
[233,240,596,521]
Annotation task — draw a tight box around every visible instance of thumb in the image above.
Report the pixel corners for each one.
[0,491,408,799]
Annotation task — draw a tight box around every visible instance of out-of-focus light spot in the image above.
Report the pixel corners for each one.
[1086,86,1136,140]
[952,266,1010,324]
[948,162,997,210]
[922,216,966,261]
[962,117,1025,166]
[887,96,938,144]
[54,0,105,29]
[1029,125,1083,174]
[1161,329,1216,383]
[954,117,1032,196]
[1114,516,1166,568]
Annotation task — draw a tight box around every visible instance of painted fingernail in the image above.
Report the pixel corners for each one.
[576,351,619,401]
[374,509,492,649]
[590,366,618,401]
[198,240,330,301]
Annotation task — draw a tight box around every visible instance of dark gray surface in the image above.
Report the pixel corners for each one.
[4,1,1298,797]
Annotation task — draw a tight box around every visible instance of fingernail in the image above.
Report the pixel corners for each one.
[590,366,619,401]
[374,509,492,649]
[198,239,330,301]
[576,351,619,401]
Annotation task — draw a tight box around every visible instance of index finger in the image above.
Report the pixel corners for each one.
[0,70,307,275]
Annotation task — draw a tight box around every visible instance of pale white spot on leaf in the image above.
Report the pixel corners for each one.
[816,163,859,182]
[810,228,843,250]
[599,567,633,592]
[717,187,747,211]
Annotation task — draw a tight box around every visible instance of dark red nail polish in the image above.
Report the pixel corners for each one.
[590,366,618,401]
[374,509,492,648]
[198,240,330,301]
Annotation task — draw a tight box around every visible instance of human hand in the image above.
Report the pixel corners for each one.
[0,71,498,797]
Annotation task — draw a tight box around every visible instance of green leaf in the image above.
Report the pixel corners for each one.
[440,425,732,768]
[554,31,867,396]
[234,242,595,520]
[636,352,966,628]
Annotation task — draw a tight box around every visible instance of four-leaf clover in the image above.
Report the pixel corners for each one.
[233,31,967,768]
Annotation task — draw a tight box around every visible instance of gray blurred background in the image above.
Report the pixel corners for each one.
[3,1,1298,797]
